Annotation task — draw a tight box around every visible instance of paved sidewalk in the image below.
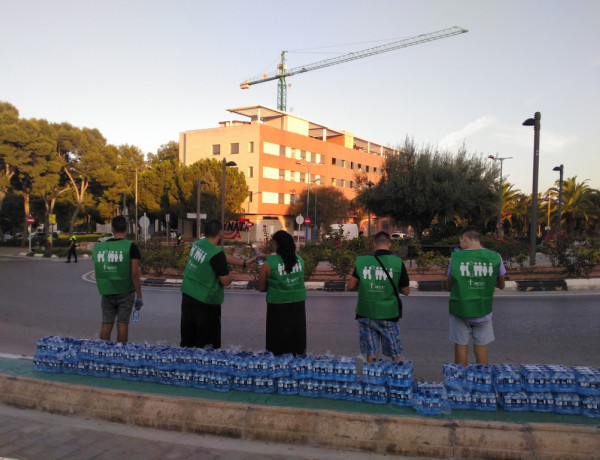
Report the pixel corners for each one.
[0,403,410,460]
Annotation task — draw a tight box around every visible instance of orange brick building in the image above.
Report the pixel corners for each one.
[179,105,399,242]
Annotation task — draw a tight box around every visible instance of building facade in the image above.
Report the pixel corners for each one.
[179,105,399,242]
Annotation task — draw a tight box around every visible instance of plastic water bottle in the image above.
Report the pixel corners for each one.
[581,396,600,418]
[573,366,600,396]
[546,364,576,393]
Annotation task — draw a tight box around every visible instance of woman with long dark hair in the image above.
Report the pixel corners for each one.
[258,230,307,356]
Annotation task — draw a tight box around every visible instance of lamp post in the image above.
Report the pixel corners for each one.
[553,164,564,233]
[134,168,138,242]
[196,179,207,239]
[488,155,513,235]
[221,159,237,247]
[296,161,311,242]
[313,178,320,242]
[367,181,374,236]
[523,112,541,265]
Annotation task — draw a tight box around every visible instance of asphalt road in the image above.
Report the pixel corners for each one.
[0,255,598,381]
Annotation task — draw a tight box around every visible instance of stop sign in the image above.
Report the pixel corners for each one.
[26,216,35,225]
[305,218,311,225]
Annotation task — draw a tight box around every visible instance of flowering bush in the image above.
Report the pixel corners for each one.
[543,234,600,278]
[481,235,528,267]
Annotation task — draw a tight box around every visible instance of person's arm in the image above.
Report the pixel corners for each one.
[496,275,506,290]
[211,252,231,286]
[446,276,451,292]
[346,270,359,291]
[398,262,410,296]
[258,260,270,292]
[130,258,143,307]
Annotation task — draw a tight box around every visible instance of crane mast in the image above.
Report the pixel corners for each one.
[240,26,468,112]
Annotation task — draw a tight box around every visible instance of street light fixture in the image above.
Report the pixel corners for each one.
[313,178,320,242]
[196,179,207,239]
[522,112,541,265]
[296,161,311,243]
[221,159,237,247]
[367,181,374,236]
[488,154,513,235]
[553,164,564,233]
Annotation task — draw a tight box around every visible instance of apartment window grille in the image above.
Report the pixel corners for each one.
[212,144,220,155]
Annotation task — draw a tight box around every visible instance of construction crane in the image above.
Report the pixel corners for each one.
[240,26,468,112]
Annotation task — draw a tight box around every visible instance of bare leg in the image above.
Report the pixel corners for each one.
[366,354,378,362]
[116,323,129,343]
[100,323,113,341]
[392,355,405,362]
[474,344,488,364]
[454,343,468,366]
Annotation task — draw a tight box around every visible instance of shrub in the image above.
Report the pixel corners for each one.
[481,235,529,267]
[543,234,600,278]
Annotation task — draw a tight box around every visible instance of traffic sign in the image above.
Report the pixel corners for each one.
[139,215,150,229]
[304,217,311,225]
[295,215,304,225]
[26,216,35,225]
[49,214,56,225]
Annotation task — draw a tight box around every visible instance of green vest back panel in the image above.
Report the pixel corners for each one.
[355,254,404,319]
[265,254,307,304]
[449,249,501,318]
[93,239,134,295]
[181,238,224,305]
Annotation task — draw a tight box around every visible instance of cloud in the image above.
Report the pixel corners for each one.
[438,116,496,150]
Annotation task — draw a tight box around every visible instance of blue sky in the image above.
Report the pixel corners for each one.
[1,0,599,194]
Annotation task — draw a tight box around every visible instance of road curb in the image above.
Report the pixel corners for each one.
[1,372,598,459]
[141,278,600,292]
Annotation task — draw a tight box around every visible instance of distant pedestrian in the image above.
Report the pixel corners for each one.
[179,219,249,349]
[65,233,77,262]
[346,231,410,362]
[446,226,506,366]
[177,233,182,246]
[258,230,307,356]
[92,215,143,343]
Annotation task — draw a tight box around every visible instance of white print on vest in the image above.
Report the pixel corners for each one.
[362,266,393,280]
[97,250,124,263]
[277,261,302,277]
[459,261,494,277]
[190,246,207,263]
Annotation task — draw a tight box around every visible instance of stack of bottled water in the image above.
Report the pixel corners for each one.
[573,366,600,418]
[32,336,599,416]
[387,361,414,407]
[411,381,450,416]
[361,360,389,404]
[443,363,470,410]
[493,364,527,412]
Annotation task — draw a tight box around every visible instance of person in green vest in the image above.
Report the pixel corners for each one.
[446,226,506,366]
[180,219,249,349]
[258,230,307,356]
[65,233,77,263]
[92,215,143,343]
[345,231,410,363]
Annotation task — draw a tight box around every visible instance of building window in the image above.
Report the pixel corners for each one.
[230,143,239,154]
[212,144,220,155]
[358,163,362,171]
[349,181,354,189]
[300,150,306,160]
[340,179,345,187]
[331,157,336,166]
[279,169,285,180]
[331,178,336,186]
[249,191,253,202]
[300,172,306,183]
[248,166,253,178]
[365,165,370,173]
[373,167,377,174]
[278,193,285,204]
[248,141,254,153]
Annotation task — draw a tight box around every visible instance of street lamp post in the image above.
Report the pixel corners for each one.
[553,164,564,233]
[488,155,513,235]
[221,159,237,247]
[313,178,320,242]
[367,181,374,236]
[296,162,311,243]
[196,179,207,239]
[523,112,541,265]
[134,168,138,242]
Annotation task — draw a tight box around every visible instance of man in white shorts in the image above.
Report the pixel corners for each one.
[446,226,506,366]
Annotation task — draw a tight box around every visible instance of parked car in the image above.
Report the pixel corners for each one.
[391,232,407,240]
[3,234,13,240]
[97,232,114,242]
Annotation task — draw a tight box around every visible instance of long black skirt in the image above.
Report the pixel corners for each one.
[266,301,306,356]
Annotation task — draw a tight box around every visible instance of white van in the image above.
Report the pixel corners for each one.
[329,223,359,240]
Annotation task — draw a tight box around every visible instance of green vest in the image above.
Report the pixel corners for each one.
[355,254,404,319]
[265,254,307,304]
[181,238,225,305]
[449,249,501,318]
[93,239,134,295]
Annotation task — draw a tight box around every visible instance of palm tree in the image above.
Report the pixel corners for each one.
[500,183,528,235]
[550,176,600,235]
